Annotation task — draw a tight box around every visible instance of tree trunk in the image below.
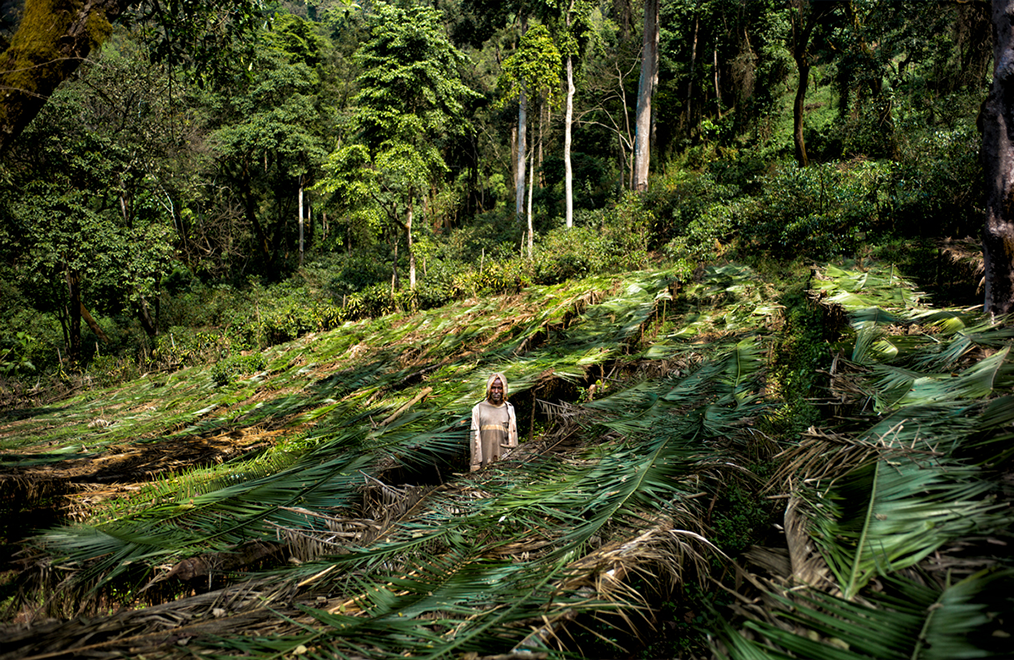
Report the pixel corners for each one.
[789,0,829,168]
[65,267,82,363]
[564,41,575,229]
[632,0,659,191]
[685,10,699,136]
[527,149,535,259]
[239,167,272,263]
[515,88,528,220]
[80,303,110,344]
[298,175,305,268]
[136,294,158,340]
[982,0,1014,315]
[391,233,400,294]
[0,0,133,155]
[793,58,812,167]
[407,199,416,290]
[713,47,722,117]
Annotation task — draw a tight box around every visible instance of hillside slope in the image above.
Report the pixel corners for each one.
[1,262,1012,659]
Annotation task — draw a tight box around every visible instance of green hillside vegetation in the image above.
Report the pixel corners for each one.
[3,258,1012,658]
[1,1,1012,658]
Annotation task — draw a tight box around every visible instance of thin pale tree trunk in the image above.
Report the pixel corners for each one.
[407,199,416,290]
[686,10,699,134]
[632,0,659,191]
[713,47,722,116]
[516,88,528,221]
[565,50,575,228]
[391,233,400,294]
[298,175,305,268]
[527,149,535,259]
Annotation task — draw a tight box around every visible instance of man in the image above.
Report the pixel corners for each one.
[470,372,518,471]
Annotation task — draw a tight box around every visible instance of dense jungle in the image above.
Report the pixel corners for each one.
[2,0,1013,658]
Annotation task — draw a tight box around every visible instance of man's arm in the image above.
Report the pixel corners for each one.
[506,402,519,448]
[470,405,482,471]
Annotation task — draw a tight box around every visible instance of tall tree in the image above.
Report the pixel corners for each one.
[559,0,592,229]
[500,23,561,256]
[318,3,476,290]
[787,0,834,167]
[1,38,180,360]
[982,0,1014,315]
[563,2,578,229]
[207,13,331,275]
[632,0,658,191]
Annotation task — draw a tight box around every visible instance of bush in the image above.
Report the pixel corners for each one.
[744,159,891,259]
[150,327,231,372]
[88,355,140,387]
[891,121,981,237]
[663,200,743,279]
[642,168,739,249]
[211,353,267,386]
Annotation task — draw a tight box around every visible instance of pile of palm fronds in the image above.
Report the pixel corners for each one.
[1,262,1011,659]
[723,264,1014,659]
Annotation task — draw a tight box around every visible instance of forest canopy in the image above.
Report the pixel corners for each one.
[0,0,996,377]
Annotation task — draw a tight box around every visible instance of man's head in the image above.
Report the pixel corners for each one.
[488,377,504,404]
[486,372,507,404]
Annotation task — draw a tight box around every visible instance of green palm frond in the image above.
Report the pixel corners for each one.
[805,458,1001,600]
[721,570,1014,660]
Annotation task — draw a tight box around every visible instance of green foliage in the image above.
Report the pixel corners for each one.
[211,353,267,386]
[151,327,231,372]
[765,282,833,436]
[88,355,140,388]
[497,23,562,108]
[892,120,982,237]
[745,160,891,259]
[533,223,647,284]
[710,480,775,557]
[0,332,37,377]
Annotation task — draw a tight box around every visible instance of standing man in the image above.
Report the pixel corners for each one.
[470,372,518,471]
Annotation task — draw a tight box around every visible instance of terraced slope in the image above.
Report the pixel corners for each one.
[1,263,1011,660]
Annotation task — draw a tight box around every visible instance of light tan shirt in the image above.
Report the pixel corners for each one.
[470,400,518,469]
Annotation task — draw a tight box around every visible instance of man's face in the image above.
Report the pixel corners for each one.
[489,378,504,404]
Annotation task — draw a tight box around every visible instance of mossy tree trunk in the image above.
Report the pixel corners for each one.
[0,0,128,156]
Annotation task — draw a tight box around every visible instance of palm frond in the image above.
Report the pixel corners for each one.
[805,458,1001,600]
[720,570,1014,660]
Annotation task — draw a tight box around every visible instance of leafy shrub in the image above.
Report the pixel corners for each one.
[454,257,531,295]
[745,159,890,259]
[414,259,460,309]
[0,331,38,378]
[663,200,743,279]
[532,222,647,284]
[150,327,231,371]
[891,121,981,237]
[642,168,739,249]
[211,353,267,386]
[88,355,140,387]
[327,250,391,296]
